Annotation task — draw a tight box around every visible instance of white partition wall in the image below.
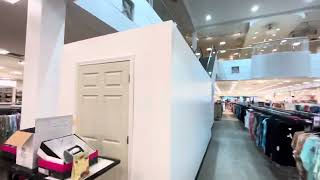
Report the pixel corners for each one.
[59,21,213,180]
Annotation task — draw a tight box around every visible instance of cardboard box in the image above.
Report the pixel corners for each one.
[5,115,73,169]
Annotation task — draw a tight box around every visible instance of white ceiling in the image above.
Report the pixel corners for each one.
[0,0,116,55]
[0,55,23,80]
[183,0,320,28]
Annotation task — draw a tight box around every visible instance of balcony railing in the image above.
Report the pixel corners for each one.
[201,37,320,61]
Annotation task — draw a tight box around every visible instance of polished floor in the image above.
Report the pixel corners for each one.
[197,112,299,180]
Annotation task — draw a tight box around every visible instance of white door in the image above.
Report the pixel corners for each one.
[77,61,130,180]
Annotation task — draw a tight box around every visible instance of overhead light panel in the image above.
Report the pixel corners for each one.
[281,39,287,43]
[276,28,280,31]
[11,71,22,75]
[254,32,259,35]
[206,37,213,40]
[272,49,277,52]
[283,80,291,83]
[0,48,9,55]
[220,50,226,53]
[268,38,273,41]
[195,52,201,56]
[252,36,257,39]
[292,42,301,46]
[251,5,260,12]
[206,48,212,51]
[314,79,320,82]
[232,33,241,37]
[272,34,276,37]
[220,41,226,46]
[3,0,21,4]
[206,14,212,21]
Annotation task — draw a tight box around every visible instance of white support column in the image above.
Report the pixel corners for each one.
[191,31,198,52]
[21,0,67,129]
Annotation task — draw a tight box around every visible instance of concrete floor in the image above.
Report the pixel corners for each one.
[197,113,299,180]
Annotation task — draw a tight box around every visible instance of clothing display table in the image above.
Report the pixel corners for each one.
[5,157,120,180]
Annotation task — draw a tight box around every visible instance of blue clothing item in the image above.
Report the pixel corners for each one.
[300,136,320,180]
[261,118,269,152]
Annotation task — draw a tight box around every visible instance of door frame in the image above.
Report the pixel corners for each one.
[76,55,135,180]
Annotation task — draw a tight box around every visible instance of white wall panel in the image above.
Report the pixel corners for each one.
[171,26,212,180]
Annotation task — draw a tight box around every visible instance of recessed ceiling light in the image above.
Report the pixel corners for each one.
[284,80,291,83]
[252,36,257,39]
[268,39,273,41]
[206,37,213,40]
[220,50,226,53]
[272,34,276,37]
[220,41,226,46]
[195,52,201,56]
[254,32,259,35]
[272,49,278,52]
[276,28,280,31]
[0,48,10,55]
[260,49,264,52]
[281,39,287,43]
[11,71,22,75]
[314,79,320,82]
[3,0,21,4]
[293,42,301,46]
[206,48,212,51]
[206,14,212,21]
[251,5,260,12]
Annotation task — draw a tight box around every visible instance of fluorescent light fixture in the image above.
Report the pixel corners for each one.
[251,5,260,12]
[206,14,212,21]
[295,84,300,86]
[219,41,226,45]
[252,36,257,39]
[268,38,273,41]
[272,49,278,52]
[3,0,21,4]
[11,71,22,75]
[206,37,213,40]
[0,48,9,55]
[220,50,226,53]
[314,79,320,82]
[283,80,291,83]
[281,39,287,43]
[195,52,201,56]
[206,47,212,51]
[272,34,276,37]
[276,28,280,31]
[0,66,5,70]
[0,80,16,87]
[303,82,310,84]
[260,49,264,52]
[233,52,239,56]
[232,33,241,37]
[254,32,259,35]
[292,42,301,46]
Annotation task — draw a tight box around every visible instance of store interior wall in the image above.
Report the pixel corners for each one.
[170,25,212,179]
[60,21,172,180]
[58,21,212,180]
